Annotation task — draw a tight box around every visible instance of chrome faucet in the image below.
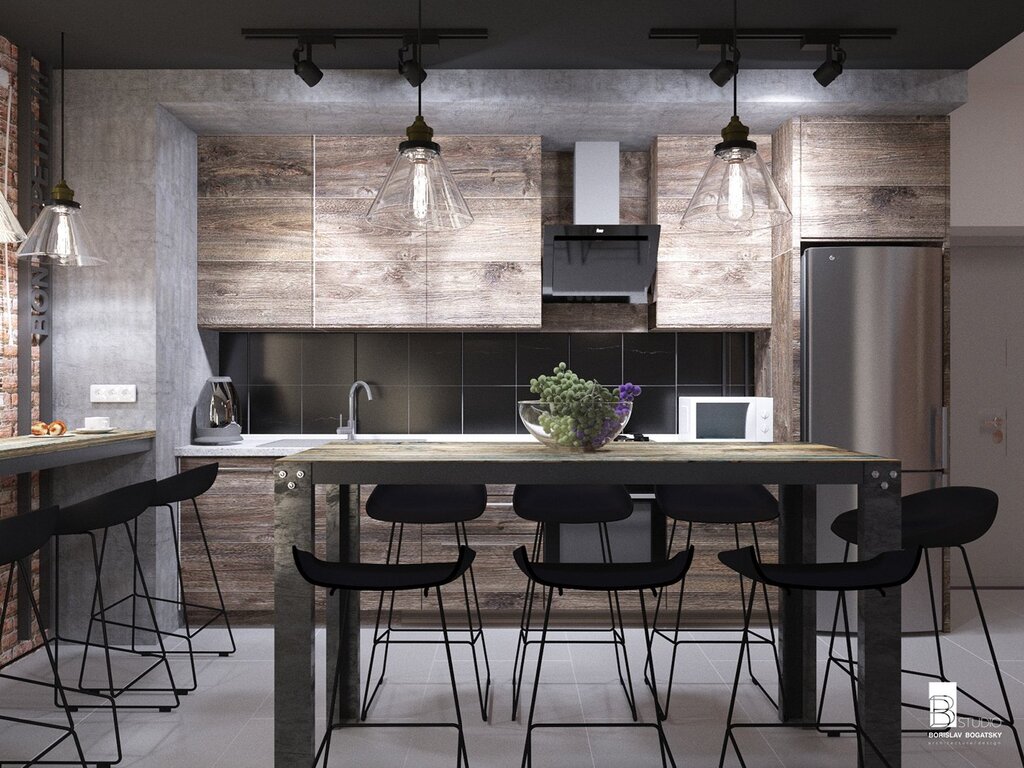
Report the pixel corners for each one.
[337,380,374,438]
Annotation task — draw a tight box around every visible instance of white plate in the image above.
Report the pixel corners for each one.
[29,432,70,438]
[74,427,116,434]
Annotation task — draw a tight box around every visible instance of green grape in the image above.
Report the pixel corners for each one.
[529,362,623,449]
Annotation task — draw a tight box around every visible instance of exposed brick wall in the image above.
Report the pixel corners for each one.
[1,34,42,664]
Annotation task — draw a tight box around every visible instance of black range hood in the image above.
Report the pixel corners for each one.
[542,224,660,304]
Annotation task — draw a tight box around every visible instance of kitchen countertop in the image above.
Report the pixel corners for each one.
[0,429,157,475]
[174,432,683,458]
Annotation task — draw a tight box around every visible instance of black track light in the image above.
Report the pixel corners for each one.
[813,43,846,87]
[398,45,427,87]
[709,43,739,87]
[293,43,323,87]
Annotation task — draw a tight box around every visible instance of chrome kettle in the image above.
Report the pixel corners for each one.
[193,376,243,444]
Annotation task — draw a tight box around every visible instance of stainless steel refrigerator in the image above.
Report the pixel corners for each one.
[803,245,945,632]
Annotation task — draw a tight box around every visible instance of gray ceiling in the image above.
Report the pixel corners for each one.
[2,1,1022,72]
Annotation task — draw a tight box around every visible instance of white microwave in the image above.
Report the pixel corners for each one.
[678,396,773,442]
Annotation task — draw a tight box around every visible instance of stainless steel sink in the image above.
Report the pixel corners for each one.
[261,437,426,448]
[261,438,343,448]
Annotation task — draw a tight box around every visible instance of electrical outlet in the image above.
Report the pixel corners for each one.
[90,384,137,403]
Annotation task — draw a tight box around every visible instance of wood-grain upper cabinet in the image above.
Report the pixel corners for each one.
[197,136,313,328]
[198,135,541,330]
[652,136,773,330]
[798,117,949,241]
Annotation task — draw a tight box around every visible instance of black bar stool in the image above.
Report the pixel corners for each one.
[54,479,186,711]
[362,484,490,721]
[151,462,236,657]
[293,544,476,768]
[512,543,695,768]
[820,486,1023,765]
[717,544,921,768]
[650,484,782,715]
[0,506,118,767]
[510,484,634,720]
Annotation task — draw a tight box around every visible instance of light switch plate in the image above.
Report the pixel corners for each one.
[90,384,137,403]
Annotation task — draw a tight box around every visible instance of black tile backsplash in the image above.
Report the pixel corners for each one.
[219,331,754,435]
[569,333,622,385]
[516,333,569,385]
[301,334,354,386]
[409,334,462,386]
[623,333,676,386]
[464,333,515,385]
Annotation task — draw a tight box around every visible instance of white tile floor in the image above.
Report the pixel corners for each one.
[1,589,1022,767]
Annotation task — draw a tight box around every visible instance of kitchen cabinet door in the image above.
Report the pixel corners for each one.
[197,136,314,329]
[651,136,773,330]
[177,457,328,622]
[798,116,949,241]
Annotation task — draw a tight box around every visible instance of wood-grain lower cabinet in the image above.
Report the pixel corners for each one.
[177,457,327,623]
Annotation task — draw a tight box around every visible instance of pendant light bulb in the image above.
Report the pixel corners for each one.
[720,155,755,223]
[411,153,430,220]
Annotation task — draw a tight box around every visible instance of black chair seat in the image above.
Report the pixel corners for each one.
[293,546,475,592]
[718,546,920,592]
[512,484,632,524]
[513,546,694,592]
[830,486,998,549]
[56,480,156,536]
[655,484,778,524]
[153,462,218,506]
[0,506,58,565]
[366,484,487,524]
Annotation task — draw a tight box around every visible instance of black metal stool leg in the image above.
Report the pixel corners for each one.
[960,546,1024,767]
[521,586,554,768]
[839,592,866,768]
[719,577,757,768]
[512,523,543,720]
[817,542,851,732]
[362,521,404,720]
[435,586,469,768]
[638,589,678,768]
[456,521,491,722]
[185,497,237,656]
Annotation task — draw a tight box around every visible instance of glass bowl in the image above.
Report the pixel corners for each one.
[518,400,633,452]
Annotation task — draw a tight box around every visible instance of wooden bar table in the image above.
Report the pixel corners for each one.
[273,441,903,768]
[0,429,156,476]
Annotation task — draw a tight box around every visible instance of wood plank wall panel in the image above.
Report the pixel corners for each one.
[425,136,542,328]
[314,137,427,327]
[541,150,651,226]
[652,135,773,330]
[798,117,949,241]
[197,136,313,328]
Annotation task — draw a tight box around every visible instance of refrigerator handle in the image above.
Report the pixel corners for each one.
[940,406,949,473]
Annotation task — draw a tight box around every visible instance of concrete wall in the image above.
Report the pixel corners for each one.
[948,32,1024,586]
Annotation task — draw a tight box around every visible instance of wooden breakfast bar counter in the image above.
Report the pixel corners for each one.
[273,440,904,768]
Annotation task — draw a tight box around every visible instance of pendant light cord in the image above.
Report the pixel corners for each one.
[60,31,65,181]
[732,0,738,117]
[416,0,422,117]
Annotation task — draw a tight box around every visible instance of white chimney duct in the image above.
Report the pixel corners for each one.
[573,141,620,225]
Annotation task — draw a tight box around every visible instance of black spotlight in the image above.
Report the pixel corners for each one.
[398,45,427,87]
[709,44,739,87]
[813,43,846,87]
[293,43,323,87]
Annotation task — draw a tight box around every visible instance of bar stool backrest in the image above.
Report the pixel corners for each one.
[366,484,487,524]
[512,484,632,524]
[901,486,998,548]
[153,463,218,506]
[655,484,778,524]
[0,505,59,565]
[56,479,157,536]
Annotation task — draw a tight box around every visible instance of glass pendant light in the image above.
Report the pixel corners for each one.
[680,0,792,233]
[18,33,104,266]
[1,73,25,244]
[0,197,24,244]
[365,0,473,232]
